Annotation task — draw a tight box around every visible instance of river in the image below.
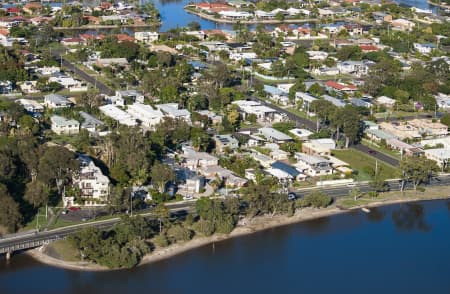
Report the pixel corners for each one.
[1,199,450,294]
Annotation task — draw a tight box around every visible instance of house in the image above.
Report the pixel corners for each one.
[289,128,313,140]
[0,80,13,94]
[424,148,450,168]
[390,19,415,31]
[302,138,336,156]
[295,92,318,113]
[372,12,392,23]
[0,29,13,47]
[23,2,43,14]
[435,93,450,109]
[325,81,357,94]
[19,81,39,94]
[17,99,44,113]
[263,85,289,105]
[366,128,395,142]
[350,97,373,108]
[48,74,88,92]
[337,60,370,76]
[99,104,138,127]
[61,38,83,47]
[181,146,219,170]
[126,103,163,129]
[79,111,104,133]
[307,51,328,61]
[379,122,422,140]
[214,134,239,153]
[232,100,285,123]
[44,94,71,109]
[323,95,347,108]
[255,10,276,19]
[69,155,110,206]
[413,43,436,55]
[259,127,292,143]
[50,115,80,135]
[219,10,252,20]
[376,96,396,108]
[267,161,303,181]
[134,31,159,44]
[157,103,191,123]
[294,152,333,177]
[36,66,61,76]
[116,90,144,104]
[386,138,423,157]
[185,176,205,194]
[95,58,129,68]
[408,119,448,138]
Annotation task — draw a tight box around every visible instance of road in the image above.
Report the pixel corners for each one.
[50,50,115,96]
[353,143,399,166]
[293,174,450,198]
[250,97,317,130]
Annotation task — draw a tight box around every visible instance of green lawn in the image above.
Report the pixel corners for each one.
[361,139,401,160]
[47,239,80,262]
[286,107,311,119]
[332,149,399,181]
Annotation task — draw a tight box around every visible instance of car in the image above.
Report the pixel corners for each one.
[183,195,193,200]
[346,183,356,187]
[368,150,377,155]
[287,192,297,201]
[68,206,80,211]
[61,210,68,215]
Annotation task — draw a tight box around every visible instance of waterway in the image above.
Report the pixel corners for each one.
[1,199,450,294]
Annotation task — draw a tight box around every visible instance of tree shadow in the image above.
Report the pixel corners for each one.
[367,207,386,223]
[391,203,431,232]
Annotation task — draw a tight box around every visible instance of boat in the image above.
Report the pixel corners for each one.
[361,207,371,213]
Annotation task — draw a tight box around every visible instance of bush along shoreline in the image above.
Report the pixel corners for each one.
[67,187,332,269]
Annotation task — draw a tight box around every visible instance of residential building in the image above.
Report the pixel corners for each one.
[424,148,450,168]
[289,128,313,140]
[48,74,88,92]
[44,94,71,109]
[376,96,396,108]
[95,58,129,68]
[17,99,44,113]
[0,80,13,94]
[99,104,138,127]
[263,85,289,105]
[116,90,144,104]
[294,152,333,177]
[69,155,110,206]
[267,161,303,181]
[126,103,163,129]
[50,115,80,135]
[413,43,436,55]
[134,31,159,44]
[259,127,292,143]
[302,138,336,156]
[79,111,104,133]
[181,146,219,170]
[408,119,448,138]
[325,81,357,94]
[157,103,191,123]
[0,29,13,47]
[232,100,285,123]
[214,134,239,153]
[295,92,318,113]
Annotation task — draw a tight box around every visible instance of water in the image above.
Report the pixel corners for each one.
[1,199,450,294]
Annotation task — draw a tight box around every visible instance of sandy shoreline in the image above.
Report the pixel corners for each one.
[27,193,450,272]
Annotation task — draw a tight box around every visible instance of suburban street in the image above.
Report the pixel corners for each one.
[50,49,115,96]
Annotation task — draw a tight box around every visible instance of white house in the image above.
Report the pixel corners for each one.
[376,96,396,108]
[48,74,88,92]
[157,103,191,123]
[134,31,159,44]
[50,115,80,135]
[424,148,450,168]
[66,155,110,207]
[294,152,333,177]
[99,104,138,127]
[126,103,163,129]
[259,127,292,143]
[17,99,44,113]
[214,134,239,153]
[337,60,370,76]
[413,43,436,55]
[0,29,13,47]
[44,94,71,109]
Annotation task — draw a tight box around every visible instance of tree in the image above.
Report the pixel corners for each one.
[441,113,450,128]
[399,157,439,190]
[24,181,49,208]
[150,162,174,193]
[37,146,79,195]
[153,203,170,233]
[0,184,22,232]
[187,21,201,31]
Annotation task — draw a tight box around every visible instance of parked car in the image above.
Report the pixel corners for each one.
[367,150,377,155]
[68,207,80,211]
[288,192,297,201]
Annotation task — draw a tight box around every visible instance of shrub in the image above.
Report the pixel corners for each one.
[153,234,170,247]
[193,219,215,236]
[166,224,193,242]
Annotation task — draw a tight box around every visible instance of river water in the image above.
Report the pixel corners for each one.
[1,199,450,294]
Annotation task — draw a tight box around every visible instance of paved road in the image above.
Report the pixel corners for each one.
[50,50,115,96]
[250,97,317,130]
[353,143,399,166]
[293,174,450,198]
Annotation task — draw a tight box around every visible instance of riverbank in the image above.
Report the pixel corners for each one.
[27,187,450,271]
[53,23,161,30]
[427,0,450,10]
[184,7,318,24]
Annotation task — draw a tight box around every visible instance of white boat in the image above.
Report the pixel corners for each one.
[361,207,371,213]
